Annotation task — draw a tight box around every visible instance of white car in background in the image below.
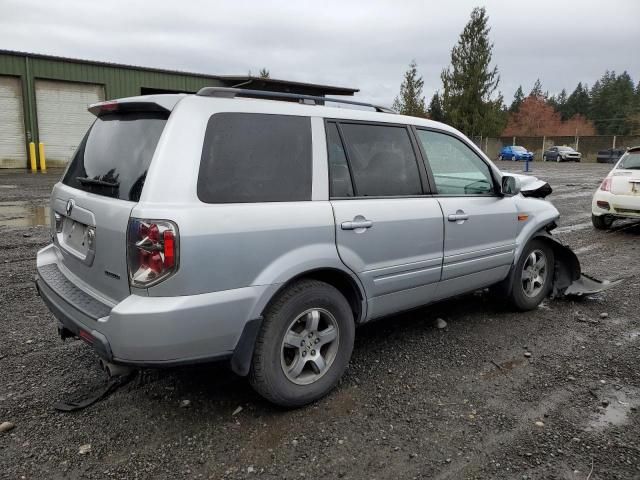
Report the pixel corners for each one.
[592,146,640,229]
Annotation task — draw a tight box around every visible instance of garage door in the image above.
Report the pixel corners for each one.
[35,80,105,166]
[0,76,27,168]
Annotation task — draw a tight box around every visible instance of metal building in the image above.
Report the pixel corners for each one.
[0,49,357,168]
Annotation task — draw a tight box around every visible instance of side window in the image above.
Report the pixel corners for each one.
[198,113,312,203]
[417,130,495,196]
[326,122,354,197]
[339,123,422,197]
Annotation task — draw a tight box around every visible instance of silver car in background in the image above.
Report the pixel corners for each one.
[36,88,599,406]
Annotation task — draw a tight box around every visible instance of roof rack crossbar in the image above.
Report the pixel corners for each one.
[196,87,396,114]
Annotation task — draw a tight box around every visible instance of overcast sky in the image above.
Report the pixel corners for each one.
[1,0,638,107]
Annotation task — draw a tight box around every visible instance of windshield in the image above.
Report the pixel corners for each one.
[513,146,526,152]
[62,112,168,201]
[558,146,575,152]
[618,152,640,170]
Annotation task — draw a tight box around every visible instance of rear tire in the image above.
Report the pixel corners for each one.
[592,214,614,230]
[508,240,555,311]
[249,280,355,407]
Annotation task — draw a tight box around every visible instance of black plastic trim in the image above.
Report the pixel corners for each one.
[230,317,263,376]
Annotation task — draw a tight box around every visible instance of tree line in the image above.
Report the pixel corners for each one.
[393,7,640,138]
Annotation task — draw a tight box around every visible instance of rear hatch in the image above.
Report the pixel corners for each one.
[610,150,640,196]
[51,104,170,303]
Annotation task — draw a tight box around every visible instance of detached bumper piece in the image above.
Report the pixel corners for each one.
[540,232,622,297]
[564,274,623,297]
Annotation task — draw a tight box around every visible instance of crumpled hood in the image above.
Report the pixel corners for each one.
[509,172,551,197]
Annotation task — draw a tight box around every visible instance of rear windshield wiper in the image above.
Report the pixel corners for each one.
[76,177,120,188]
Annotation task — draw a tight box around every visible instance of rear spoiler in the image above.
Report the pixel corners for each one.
[88,94,185,117]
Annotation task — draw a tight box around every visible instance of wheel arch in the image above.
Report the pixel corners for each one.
[493,224,581,298]
[262,267,366,325]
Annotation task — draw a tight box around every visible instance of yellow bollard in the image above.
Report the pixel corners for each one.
[29,142,37,172]
[38,143,47,172]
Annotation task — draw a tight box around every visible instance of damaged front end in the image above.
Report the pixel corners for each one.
[535,229,622,297]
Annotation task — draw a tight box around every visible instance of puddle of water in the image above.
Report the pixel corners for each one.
[586,386,640,431]
[0,201,50,227]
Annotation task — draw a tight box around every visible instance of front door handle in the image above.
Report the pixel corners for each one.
[341,219,373,230]
[448,210,469,222]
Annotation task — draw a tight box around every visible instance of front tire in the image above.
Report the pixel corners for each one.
[508,240,555,311]
[249,280,355,407]
[592,214,614,230]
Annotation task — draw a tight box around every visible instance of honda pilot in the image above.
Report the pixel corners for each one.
[36,88,597,406]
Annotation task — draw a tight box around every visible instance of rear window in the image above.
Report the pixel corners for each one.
[197,113,312,203]
[63,112,168,202]
[618,151,640,169]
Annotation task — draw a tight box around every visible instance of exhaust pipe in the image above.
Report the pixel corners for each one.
[98,359,133,378]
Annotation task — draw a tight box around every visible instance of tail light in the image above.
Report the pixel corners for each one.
[600,178,612,192]
[127,219,179,287]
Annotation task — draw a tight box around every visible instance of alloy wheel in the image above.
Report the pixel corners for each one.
[280,308,340,385]
[521,249,548,298]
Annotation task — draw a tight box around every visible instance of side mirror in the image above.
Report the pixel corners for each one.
[501,175,521,196]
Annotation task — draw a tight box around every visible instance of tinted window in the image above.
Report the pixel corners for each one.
[198,113,312,203]
[339,123,422,197]
[63,112,168,201]
[326,122,354,197]
[417,130,494,195]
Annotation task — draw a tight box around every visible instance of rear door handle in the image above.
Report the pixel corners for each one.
[341,219,373,230]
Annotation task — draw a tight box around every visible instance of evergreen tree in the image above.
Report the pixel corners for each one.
[509,86,524,112]
[565,82,591,119]
[590,71,636,134]
[427,92,445,121]
[440,7,502,136]
[529,79,544,98]
[392,60,427,117]
[555,89,569,119]
[259,68,270,79]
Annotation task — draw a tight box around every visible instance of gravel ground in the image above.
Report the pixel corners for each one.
[1,161,639,480]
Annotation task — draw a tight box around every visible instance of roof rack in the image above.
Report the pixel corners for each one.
[196,87,396,114]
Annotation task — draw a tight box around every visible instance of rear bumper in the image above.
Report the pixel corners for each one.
[35,274,114,361]
[592,191,640,218]
[36,244,274,367]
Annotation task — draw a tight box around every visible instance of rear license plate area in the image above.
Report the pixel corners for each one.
[60,217,91,258]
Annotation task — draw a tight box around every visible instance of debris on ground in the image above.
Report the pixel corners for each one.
[436,318,447,329]
[179,399,191,408]
[0,421,15,433]
[78,444,92,455]
[232,406,243,416]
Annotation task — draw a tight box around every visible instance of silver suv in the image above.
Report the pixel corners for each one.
[36,88,586,406]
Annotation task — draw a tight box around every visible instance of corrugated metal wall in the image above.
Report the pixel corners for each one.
[0,51,224,166]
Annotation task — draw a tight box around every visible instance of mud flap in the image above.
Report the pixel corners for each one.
[534,231,621,297]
